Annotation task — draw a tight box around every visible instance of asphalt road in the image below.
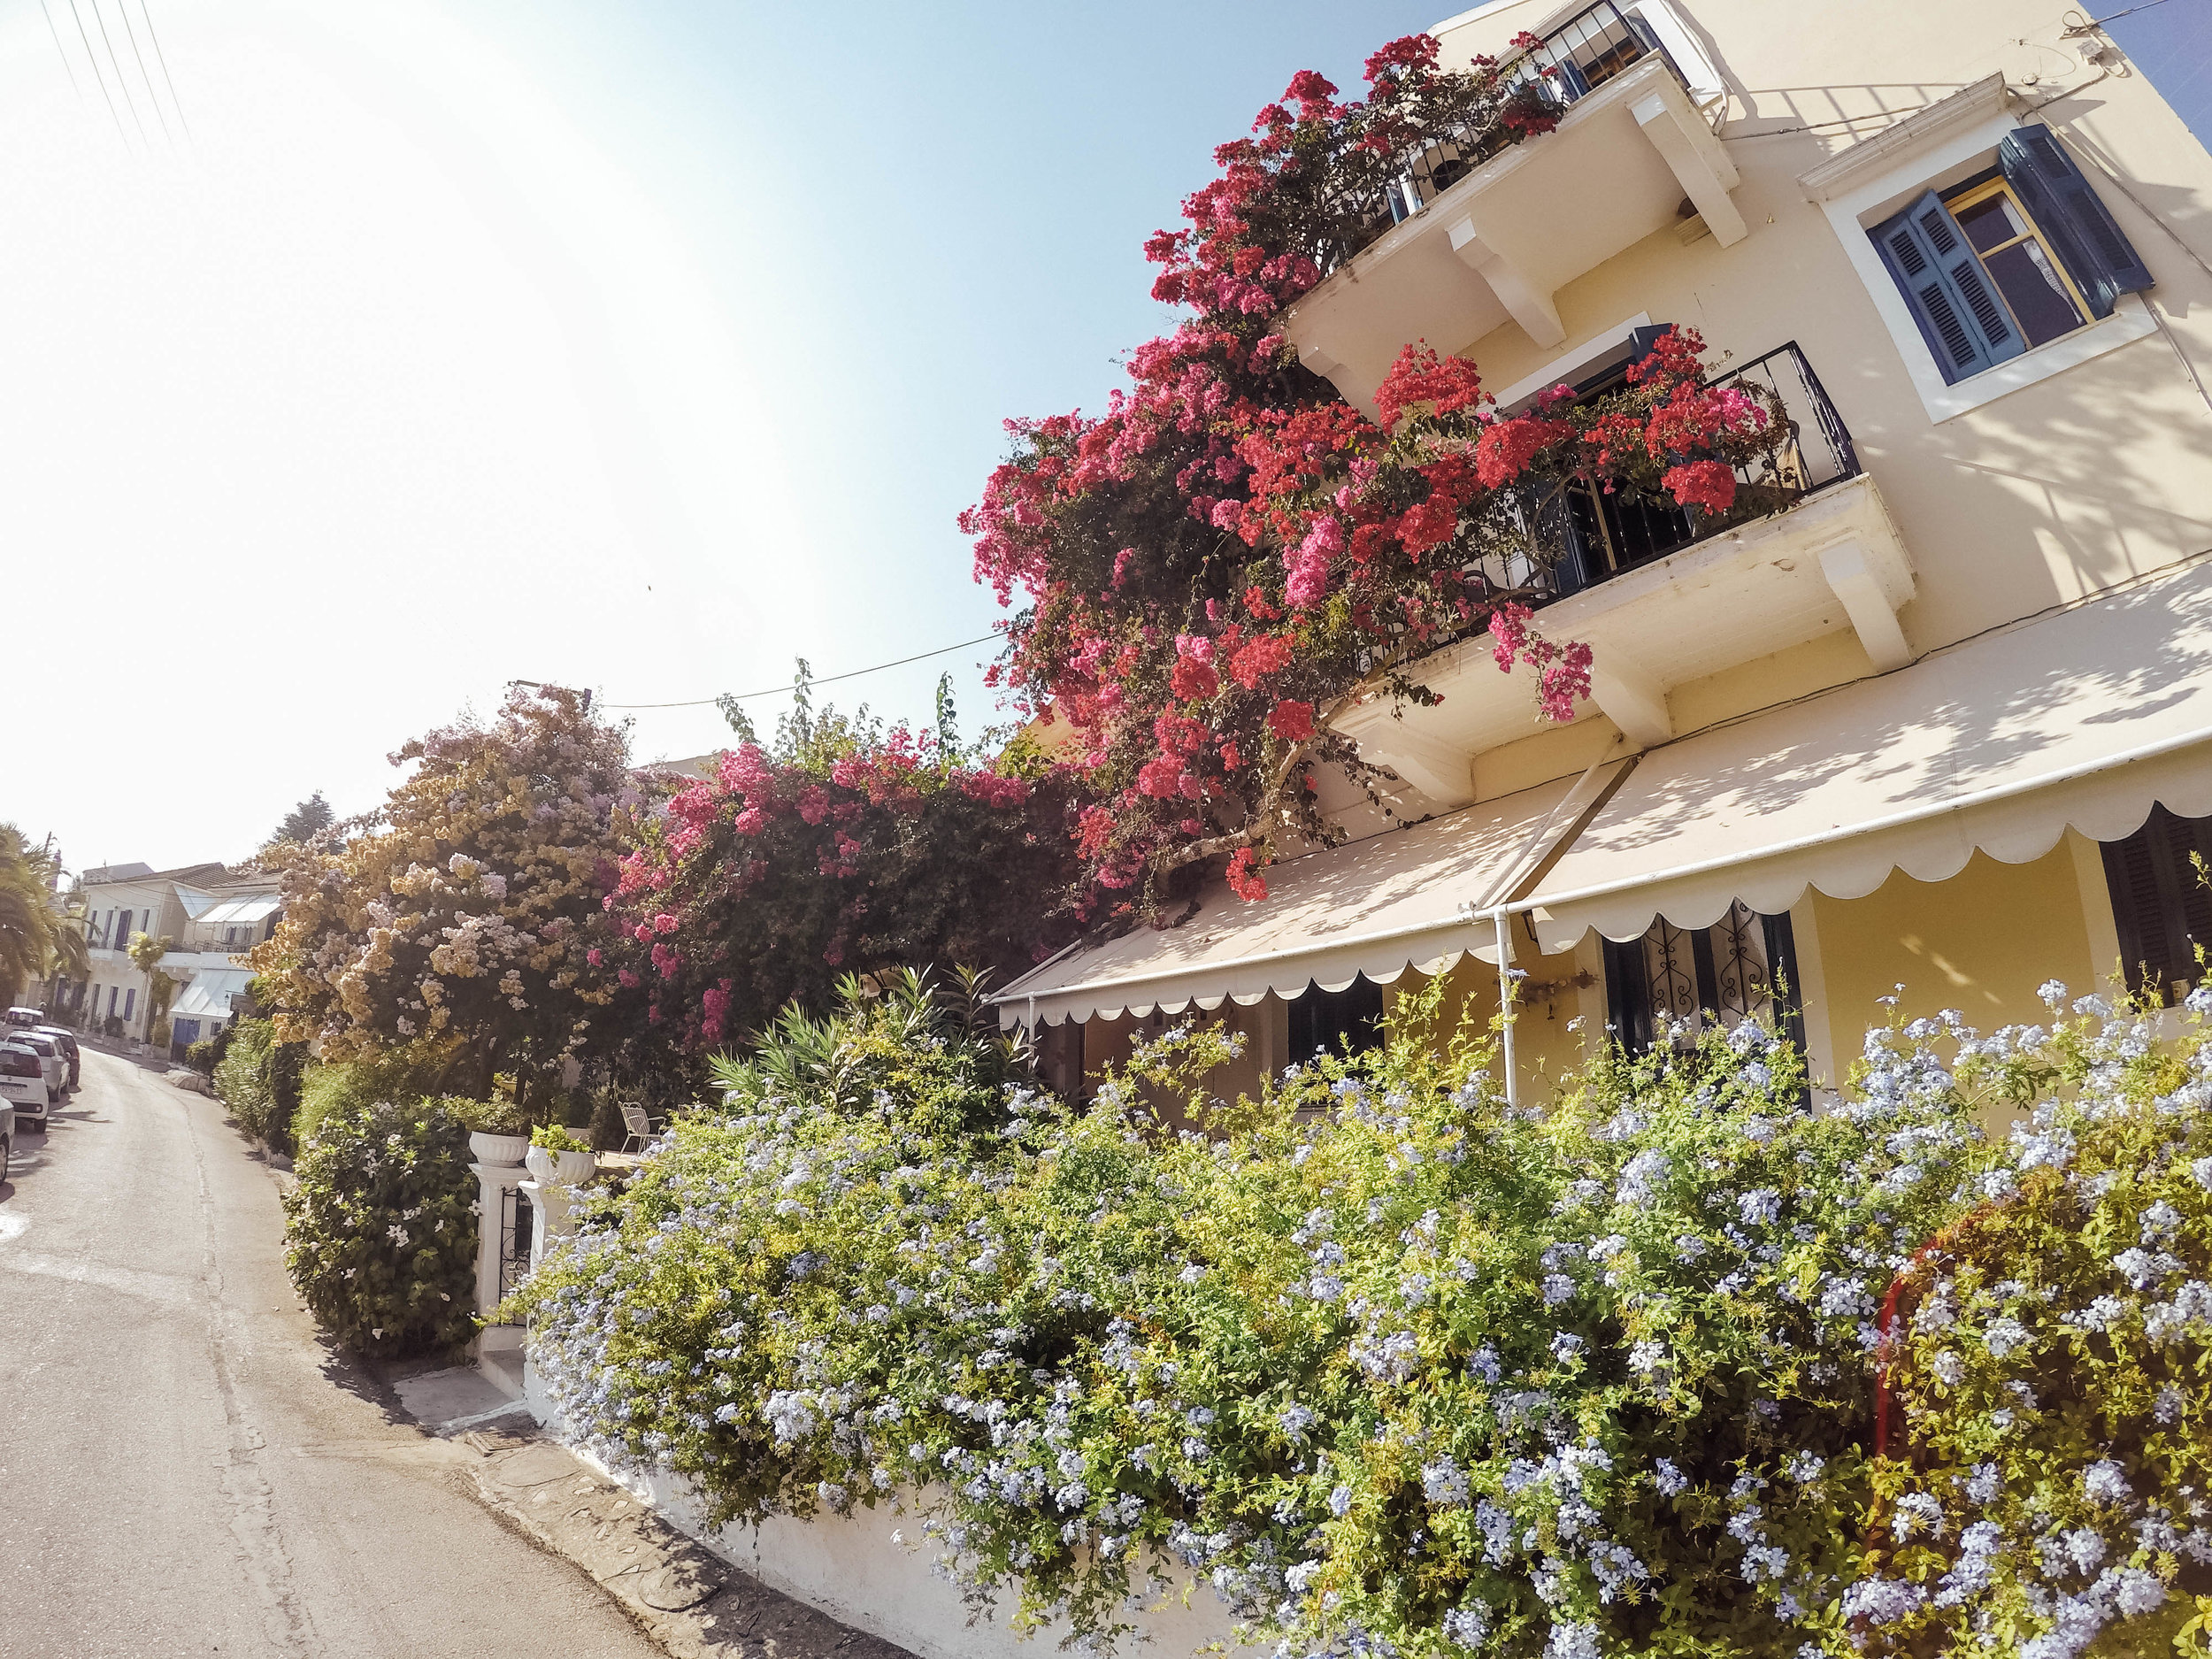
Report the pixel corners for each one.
[0,1048,664,1659]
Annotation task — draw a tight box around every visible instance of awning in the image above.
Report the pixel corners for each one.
[1524,558,2212,950]
[995,763,1626,1028]
[171,970,252,1021]
[196,894,280,929]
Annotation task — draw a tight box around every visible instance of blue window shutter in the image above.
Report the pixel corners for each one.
[2000,125,2153,319]
[1871,192,2025,383]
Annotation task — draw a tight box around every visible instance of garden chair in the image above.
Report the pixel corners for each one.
[618,1104,665,1154]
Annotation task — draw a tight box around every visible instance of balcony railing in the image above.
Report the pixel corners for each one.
[1332,3,1680,267]
[1469,342,1863,605]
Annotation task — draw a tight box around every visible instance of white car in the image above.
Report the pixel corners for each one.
[3,1033,66,1101]
[0,1045,48,1132]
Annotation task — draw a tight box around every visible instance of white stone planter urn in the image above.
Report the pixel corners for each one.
[468,1132,530,1167]
[524,1144,599,1186]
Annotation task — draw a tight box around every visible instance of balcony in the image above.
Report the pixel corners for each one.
[1282,19,1742,418]
[1333,345,1916,804]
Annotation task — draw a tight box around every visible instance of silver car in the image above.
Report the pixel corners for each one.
[0,1044,48,1132]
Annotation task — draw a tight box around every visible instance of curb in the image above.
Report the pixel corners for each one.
[449,1427,915,1659]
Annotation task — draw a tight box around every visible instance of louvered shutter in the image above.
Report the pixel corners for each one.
[1871,192,2027,383]
[2000,126,2153,319]
[2101,806,2212,996]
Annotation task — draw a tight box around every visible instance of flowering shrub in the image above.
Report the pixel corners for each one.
[605,692,1079,1058]
[1865,985,2212,1659]
[964,32,1793,915]
[510,976,2212,1658]
[283,1096,478,1360]
[253,687,638,1102]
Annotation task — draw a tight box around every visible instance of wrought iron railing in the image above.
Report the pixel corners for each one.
[497,1185,534,1299]
[1465,342,1862,604]
[1334,3,1681,265]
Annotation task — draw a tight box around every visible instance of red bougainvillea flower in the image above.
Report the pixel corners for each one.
[1268,700,1317,742]
[1663,459,1739,514]
[1225,846,1270,902]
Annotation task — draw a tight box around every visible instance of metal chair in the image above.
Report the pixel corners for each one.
[618,1104,664,1154]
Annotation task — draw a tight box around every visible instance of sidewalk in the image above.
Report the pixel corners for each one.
[396,1367,915,1659]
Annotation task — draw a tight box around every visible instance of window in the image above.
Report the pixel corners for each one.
[1286,975,1385,1060]
[2100,804,2212,1001]
[1601,901,1806,1056]
[123,988,135,1021]
[1870,127,2151,386]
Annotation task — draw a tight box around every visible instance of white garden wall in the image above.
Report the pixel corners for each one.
[523,1358,1266,1659]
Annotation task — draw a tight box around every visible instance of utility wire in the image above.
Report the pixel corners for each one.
[2063,0,2181,34]
[64,0,127,144]
[602,633,1002,710]
[87,0,148,147]
[134,0,188,141]
[38,0,82,102]
[115,0,170,144]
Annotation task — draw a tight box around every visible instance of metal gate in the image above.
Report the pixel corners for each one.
[497,1184,534,1299]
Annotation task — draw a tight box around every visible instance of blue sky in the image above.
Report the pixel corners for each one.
[3,0,1434,872]
[2108,2,2212,151]
[5,0,2206,874]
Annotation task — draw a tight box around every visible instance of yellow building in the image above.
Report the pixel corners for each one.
[996,0,2212,1110]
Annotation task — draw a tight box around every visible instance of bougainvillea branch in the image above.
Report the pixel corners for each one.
[963,33,1790,917]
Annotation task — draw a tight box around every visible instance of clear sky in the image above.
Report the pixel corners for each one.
[2,0,1433,877]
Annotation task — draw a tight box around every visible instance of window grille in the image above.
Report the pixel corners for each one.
[1601,901,1806,1058]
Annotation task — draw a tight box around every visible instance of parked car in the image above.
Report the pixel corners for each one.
[0,1046,48,1133]
[1,1034,65,1106]
[4,1006,42,1029]
[32,1026,79,1089]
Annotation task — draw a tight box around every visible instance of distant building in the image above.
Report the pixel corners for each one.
[57,862,282,1055]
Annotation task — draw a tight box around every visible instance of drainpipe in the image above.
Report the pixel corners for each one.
[1493,905,1518,1114]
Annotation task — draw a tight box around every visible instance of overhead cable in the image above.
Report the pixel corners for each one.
[134,0,188,141]
[601,633,1002,710]
[38,0,83,103]
[64,0,127,143]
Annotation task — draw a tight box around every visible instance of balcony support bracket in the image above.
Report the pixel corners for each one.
[1816,536,1914,673]
[1588,656,1674,749]
[1332,704,1477,808]
[1632,89,1747,249]
[1448,216,1565,349]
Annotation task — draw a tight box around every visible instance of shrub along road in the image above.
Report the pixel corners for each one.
[0,1048,664,1659]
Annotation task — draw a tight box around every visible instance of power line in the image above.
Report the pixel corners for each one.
[134,0,188,142]
[86,0,148,148]
[63,0,127,144]
[114,0,171,144]
[602,633,1003,710]
[38,0,83,103]
[2064,0,2182,33]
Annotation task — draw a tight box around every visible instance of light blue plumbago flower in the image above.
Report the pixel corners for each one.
[1328,1484,1354,1517]
[1542,1274,1575,1305]
[2154,1384,2186,1425]
[1839,1578,1924,1626]
[1675,1234,1709,1263]
[1422,1456,1470,1507]
[1545,1619,1601,1659]
[1984,1316,2032,1358]
[1279,1402,1317,1443]
[2141,1200,2184,1241]
[1467,1345,1502,1384]
[1964,1462,2001,1503]
[1784,1451,1825,1484]
[1654,1459,1688,1497]
[1737,1188,1782,1228]
[2038,979,2069,1008]
[1442,1601,1491,1648]
[1550,1332,1586,1362]
[1893,1492,1946,1540]
[2083,1460,2133,1506]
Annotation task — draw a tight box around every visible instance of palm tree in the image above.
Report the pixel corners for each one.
[127,930,178,1043]
[0,825,85,1010]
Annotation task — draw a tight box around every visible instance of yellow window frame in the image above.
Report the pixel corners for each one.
[1941,177,2094,339]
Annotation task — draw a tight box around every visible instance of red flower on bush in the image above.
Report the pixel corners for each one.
[1225,846,1270,902]
[1268,700,1317,742]
[1663,459,1738,514]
